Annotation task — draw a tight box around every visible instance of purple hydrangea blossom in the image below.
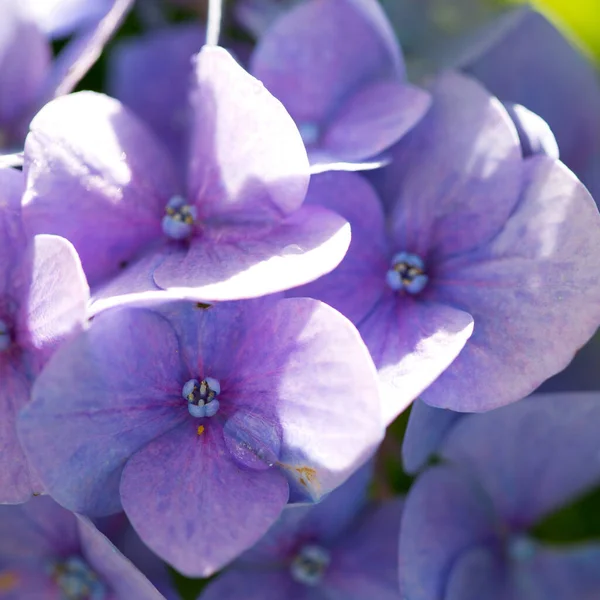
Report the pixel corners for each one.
[0,495,165,599]
[0,166,89,504]
[291,71,600,420]
[249,0,431,172]
[17,297,383,576]
[400,393,600,600]
[200,464,403,600]
[0,0,132,156]
[22,45,350,310]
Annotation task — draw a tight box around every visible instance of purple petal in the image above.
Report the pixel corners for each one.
[0,1,50,146]
[250,0,402,125]
[402,400,464,474]
[464,8,600,190]
[77,516,165,599]
[120,423,289,577]
[23,91,178,286]
[25,0,112,38]
[323,499,404,600]
[503,102,559,160]
[287,172,389,325]
[108,24,204,168]
[440,393,600,528]
[201,570,306,600]
[399,464,496,600]
[188,46,309,223]
[388,71,522,257]
[321,80,431,163]
[17,307,188,516]
[359,296,473,425]
[15,235,89,370]
[152,205,350,301]
[424,157,600,411]
[43,0,134,100]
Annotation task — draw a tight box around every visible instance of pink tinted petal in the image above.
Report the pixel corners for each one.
[0,362,36,503]
[120,423,289,577]
[325,499,403,600]
[15,235,89,370]
[388,72,522,258]
[77,517,165,600]
[399,465,497,600]
[322,81,431,162]
[288,172,389,324]
[224,298,383,500]
[250,0,402,123]
[23,92,177,286]
[0,0,50,141]
[44,0,134,99]
[109,24,204,167]
[17,307,188,516]
[189,46,309,223]
[153,205,350,301]
[359,297,473,425]
[440,393,600,528]
[424,157,600,411]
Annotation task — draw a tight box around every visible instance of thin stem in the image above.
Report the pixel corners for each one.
[0,152,23,168]
[206,0,223,46]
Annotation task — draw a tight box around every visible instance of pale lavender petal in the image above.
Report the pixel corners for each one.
[399,465,496,600]
[287,172,389,325]
[359,296,473,424]
[250,0,402,124]
[17,307,188,515]
[440,393,600,528]
[322,81,431,162]
[23,92,178,286]
[24,0,112,37]
[109,24,204,166]
[77,516,166,599]
[153,205,350,301]
[0,167,26,293]
[120,423,289,577]
[503,102,559,160]
[402,400,463,474]
[188,46,309,223]
[424,157,600,411]
[388,71,522,257]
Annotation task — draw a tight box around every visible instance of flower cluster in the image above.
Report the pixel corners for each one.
[1,0,600,598]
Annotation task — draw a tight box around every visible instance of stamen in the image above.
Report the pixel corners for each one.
[162,195,197,240]
[386,251,429,294]
[50,556,106,600]
[0,319,11,352]
[290,545,331,586]
[182,377,221,418]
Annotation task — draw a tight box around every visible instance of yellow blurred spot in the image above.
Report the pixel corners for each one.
[197,425,205,436]
[0,571,18,592]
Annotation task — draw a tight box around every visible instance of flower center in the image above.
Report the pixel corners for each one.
[290,545,330,586]
[183,377,221,418]
[162,195,197,240]
[0,318,11,352]
[507,534,536,562]
[297,121,321,146]
[386,252,428,294]
[50,556,106,600]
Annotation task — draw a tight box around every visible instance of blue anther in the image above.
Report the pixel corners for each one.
[0,319,11,351]
[162,195,197,240]
[298,121,321,146]
[52,556,106,600]
[508,535,536,562]
[386,251,429,294]
[290,545,331,586]
[183,377,220,418]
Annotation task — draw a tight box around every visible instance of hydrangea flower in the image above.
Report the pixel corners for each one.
[461,7,600,200]
[200,464,403,600]
[400,393,600,600]
[23,45,350,310]
[0,0,132,156]
[0,166,89,504]
[17,297,383,576]
[291,71,600,419]
[249,0,431,172]
[0,495,165,599]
